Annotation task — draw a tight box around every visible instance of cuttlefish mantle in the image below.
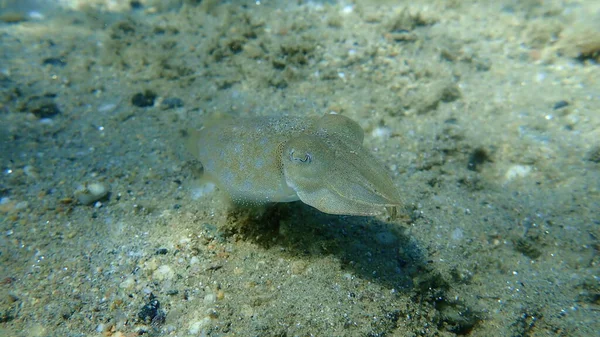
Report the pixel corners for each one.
[187,114,402,216]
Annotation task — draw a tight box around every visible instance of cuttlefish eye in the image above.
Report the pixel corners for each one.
[289,149,312,164]
[282,136,325,182]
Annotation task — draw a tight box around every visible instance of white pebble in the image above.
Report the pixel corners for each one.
[188,317,210,334]
[28,11,44,20]
[14,201,29,210]
[191,183,216,200]
[204,293,216,304]
[98,103,117,112]
[504,165,532,181]
[119,276,135,289]
[153,265,175,281]
[451,228,464,241]
[74,182,109,205]
[371,126,391,139]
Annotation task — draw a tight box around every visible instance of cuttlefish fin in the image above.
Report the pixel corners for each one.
[315,113,365,145]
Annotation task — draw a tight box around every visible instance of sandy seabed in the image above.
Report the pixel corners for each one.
[0,0,599,336]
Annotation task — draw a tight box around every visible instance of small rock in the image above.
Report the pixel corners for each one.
[131,90,157,107]
[553,100,569,110]
[240,304,254,317]
[42,57,67,67]
[27,97,61,118]
[138,299,160,323]
[467,148,491,171]
[152,265,174,281]
[119,276,135,289]
[188,317,210,334]
[586,146,600,163]
[290,261,308,275]
[74,183,109,205]
[130,0,143,9]
[155,248,168,255]
[216,290,225,300]
[160,97,184,110]
[204,293,216,304]
[504,165,531,181]
[14,201,29,211]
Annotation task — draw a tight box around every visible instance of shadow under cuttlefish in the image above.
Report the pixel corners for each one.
[218,201,428,292]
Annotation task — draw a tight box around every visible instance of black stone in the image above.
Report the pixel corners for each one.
[42,57,67,67]
[32,102,61,118]
[514,237,542,259]
[130,0,143,9]
[155,248,168,255]
[138,299,160,323]
[0,309,15,323]
[553,100,569,110]
[160,97,184,110]
[586,146,600,163]
[131,90,157,108]
[467,148,491,171]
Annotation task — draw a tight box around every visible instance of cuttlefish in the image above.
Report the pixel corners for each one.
[187,114,401,216]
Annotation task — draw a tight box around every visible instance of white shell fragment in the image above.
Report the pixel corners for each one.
[74,182,109,205]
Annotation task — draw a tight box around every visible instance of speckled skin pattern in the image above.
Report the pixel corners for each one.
[189,114,401,216]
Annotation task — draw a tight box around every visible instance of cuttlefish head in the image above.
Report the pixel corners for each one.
[281,132,402,216]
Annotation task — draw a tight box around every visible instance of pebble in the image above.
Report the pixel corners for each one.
[504,165,532,181]
[371,126,391,139]
[160,97,184,110]
[152,265,175,281]
[131,90,157,107]
[14,201,29,211]
[95,323,106,333]
[28,98,61,118]
[586,146,600,163]
[74,182,109,205]
[203,293,216,304]
[240,304,254,317]
[42,57,67,67]
[290,261,308,275]
[188,317,210,334]
[130,0,143,9]
[23,165,39,179]
[451,228,464,241]
[216,290,225,300]
[467,148,491,171]
[553,100,569,110]
[119,276,135,289]
[0,197,15,213]
[138,299,160,323]
[155,248,168,255]
[190,183,216,200]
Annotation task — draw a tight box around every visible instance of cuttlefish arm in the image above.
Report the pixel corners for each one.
[281,133,402,216]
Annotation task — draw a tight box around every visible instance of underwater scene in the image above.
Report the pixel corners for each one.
[0,0,599,336]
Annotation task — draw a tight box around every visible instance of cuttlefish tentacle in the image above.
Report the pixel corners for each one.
[188,114,401,216]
